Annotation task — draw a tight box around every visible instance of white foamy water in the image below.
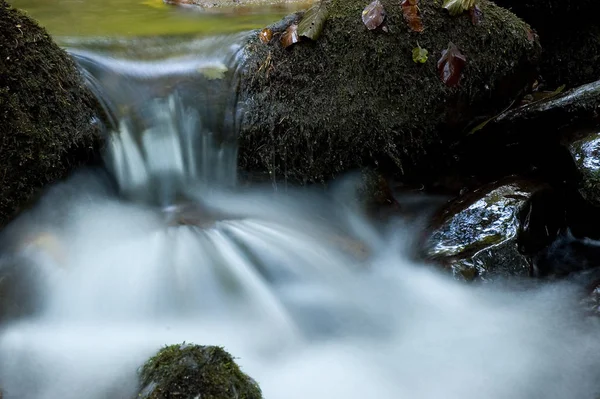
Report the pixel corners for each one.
[0,169,599,399]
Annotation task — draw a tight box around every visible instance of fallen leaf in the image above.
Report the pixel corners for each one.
[412,45,428,63]
[297,0,329,41]
[281,24,300,48]
[401,0,424,32]
[469,4,483,25]
[442,0,476,16]
[437,42,466,87]
[362,0,386,30]
[259,28,273,43]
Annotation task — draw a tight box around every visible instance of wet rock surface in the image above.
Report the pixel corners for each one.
[421,177,564,282]
[567,131,600,208]
[238,0,540,185]
[0,0,103,226]
[138,343,262,399]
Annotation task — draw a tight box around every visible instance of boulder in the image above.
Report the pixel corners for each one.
[420,177,564,282]
[237,0,540,185]
[567,130,600,208]
[0,1,103,226]
[492,0,599,88]
[137,343,262,399]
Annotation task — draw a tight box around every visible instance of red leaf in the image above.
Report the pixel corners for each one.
[280,24,300,48]
[401,0,424,33]
[469,4,483,26]
[362,0,386,30]
[437,42,467,87]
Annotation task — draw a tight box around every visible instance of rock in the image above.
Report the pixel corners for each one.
[237,0,540,185]
[567,130,600,208]
[455,80,600,185]
[137,343,262,399]
[0,1,103,226]
[533,232,600,278]
[420,177,564,282]
[492,0,598,88]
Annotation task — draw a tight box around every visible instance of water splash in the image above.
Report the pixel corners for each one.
[1,37,600,399]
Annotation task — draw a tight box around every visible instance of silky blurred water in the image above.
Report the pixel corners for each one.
[1,12,600,399]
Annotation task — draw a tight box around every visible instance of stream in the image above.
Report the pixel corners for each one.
[1,2,600,399]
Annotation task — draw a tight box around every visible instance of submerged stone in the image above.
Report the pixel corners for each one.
[421,177,564,282]
[138,344,262,399]
[567,131,600,208]
[0,1,103,226]
[238,0,540,185]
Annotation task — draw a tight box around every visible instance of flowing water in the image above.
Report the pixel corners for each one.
[2,6,600,399]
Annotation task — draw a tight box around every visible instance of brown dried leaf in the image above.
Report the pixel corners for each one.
[469,4,483,25]
[437,42,467,87]
[280,24,300,48]
[362,0,386,30]
[297,0,329,41]
[259,28,273,44]
[401,0,424,33]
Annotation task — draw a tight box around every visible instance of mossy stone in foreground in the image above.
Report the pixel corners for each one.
[0,1,102,226]
[238,0,540,185]
[138,344,262,399]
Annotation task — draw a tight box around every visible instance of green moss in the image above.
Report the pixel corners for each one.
[237,0,539,185]
[139,344,262,399]
[0,0,102,226]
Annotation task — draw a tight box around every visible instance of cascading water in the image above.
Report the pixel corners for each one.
[1,34,600,399]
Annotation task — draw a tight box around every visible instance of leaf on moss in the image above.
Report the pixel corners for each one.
[362,0,386,30]
[259,28,273,43]
[281,24,300,48]
[437,42,466,87]
[412,45,428,63]
[298,1,329,41]
[401,0,424,32]
[442,0,476,16]
[469,4,483,25]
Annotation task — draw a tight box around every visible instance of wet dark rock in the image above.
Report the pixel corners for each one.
[0,1,103,226]
[456,80,600,186]
[137,343,262,399]
[567,131,600,208]
[421,177,564,282]
[238,0,540,185]
[533,232,600,279]
[492,0,598,88]
[582,280,600,317]
[470,80,600,143]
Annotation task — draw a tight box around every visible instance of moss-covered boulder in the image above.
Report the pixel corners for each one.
[237,0,540,185]
[137,344,262,399]
[0,1,102,226]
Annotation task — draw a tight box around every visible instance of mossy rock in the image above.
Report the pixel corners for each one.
[237,0,540,185]
[138,344,262,399]
[0,1,103,226]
